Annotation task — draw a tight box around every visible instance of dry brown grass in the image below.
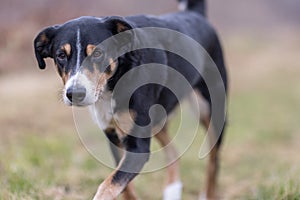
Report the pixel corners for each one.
[0,31,300,199]
[0,1,300,198]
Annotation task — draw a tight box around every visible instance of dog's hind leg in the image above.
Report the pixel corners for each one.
[104,128,138,200]
[203,125,220,200]
[201,114,222,200]
[191,87,225,200]
[154,125,182,200]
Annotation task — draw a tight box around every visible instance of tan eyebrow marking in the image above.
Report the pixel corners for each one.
[86,44,96,56]
[109,58,117,72]
[61,43,71,56]
[40,33,49,43]
[116,22,128,32]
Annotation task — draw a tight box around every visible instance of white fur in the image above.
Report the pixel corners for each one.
[199,194,207,200]
[89,91,115,130]
[178,1,187,11]
[64,72,96,106]
[76,28,81,71]
[163,181,183,200]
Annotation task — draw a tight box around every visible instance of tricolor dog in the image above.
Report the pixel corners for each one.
[33,0,228,199]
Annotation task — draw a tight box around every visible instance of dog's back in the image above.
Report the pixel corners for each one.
[120,0,227,116]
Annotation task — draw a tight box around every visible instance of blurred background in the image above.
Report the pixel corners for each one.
[0,0,300,199]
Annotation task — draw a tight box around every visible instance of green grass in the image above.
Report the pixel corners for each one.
[253,179,300,200]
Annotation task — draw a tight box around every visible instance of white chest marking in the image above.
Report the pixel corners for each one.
[89,92,115,130]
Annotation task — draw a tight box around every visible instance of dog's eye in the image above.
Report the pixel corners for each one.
[57,52,67,60]
[93,50,102,58]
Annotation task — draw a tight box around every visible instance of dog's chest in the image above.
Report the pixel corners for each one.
[89,92,115,130]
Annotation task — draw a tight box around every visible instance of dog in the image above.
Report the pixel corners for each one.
[34,0,228,199]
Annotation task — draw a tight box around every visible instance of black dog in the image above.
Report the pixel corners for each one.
[34,0,227,199]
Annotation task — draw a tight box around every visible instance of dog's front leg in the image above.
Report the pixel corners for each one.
[93,129,151,200]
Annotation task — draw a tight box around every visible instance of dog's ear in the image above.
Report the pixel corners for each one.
[33,26,59,69]
[104,17,134,47]
[105,16,133,34]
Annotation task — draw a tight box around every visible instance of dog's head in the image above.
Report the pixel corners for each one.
[34,16,133,106]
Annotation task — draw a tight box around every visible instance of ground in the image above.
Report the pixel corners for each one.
[0,28,300,199]
[1,1,300,199]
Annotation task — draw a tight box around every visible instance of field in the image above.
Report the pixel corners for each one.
[1,1,300,199]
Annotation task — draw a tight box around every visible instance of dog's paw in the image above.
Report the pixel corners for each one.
[199,193,207,200]
[163,181,183,200]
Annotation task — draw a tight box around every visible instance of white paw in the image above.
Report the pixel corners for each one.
[198,193,207,200]
[163,181,183,200]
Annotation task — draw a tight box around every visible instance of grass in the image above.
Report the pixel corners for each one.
[0,32,300,199]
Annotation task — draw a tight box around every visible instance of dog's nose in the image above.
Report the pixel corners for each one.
[66,87,86,103]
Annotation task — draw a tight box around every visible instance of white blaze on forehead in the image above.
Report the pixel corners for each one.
[76,28,81,72]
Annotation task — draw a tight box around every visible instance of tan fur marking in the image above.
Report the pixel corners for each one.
[206,146,218,200]
[188,89,210,123]
[55,63,69,85]
[122,182,138,200]
[40,33,49,43]
[113,110,136,139]
[94,157,139,200]
[154,126,180,185]
[82,65,100,83]
[201,115,219,200]
[82,65,106,94]
[96,72,110,93]
[94,174,124,200]
[116,22,127,33]
[82,62,114,99]
[93,153,130,200]
[104,128,138,200]
[108,58,117,73]
[61,71,70,85]
[190,88,220,199]
[86,44,96,56]
[62,43,71,57]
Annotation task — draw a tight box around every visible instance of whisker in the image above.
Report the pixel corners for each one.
[57,87,64,103]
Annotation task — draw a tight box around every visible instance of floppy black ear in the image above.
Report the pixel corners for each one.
[33,26,59,69]
[104,16,134,47]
